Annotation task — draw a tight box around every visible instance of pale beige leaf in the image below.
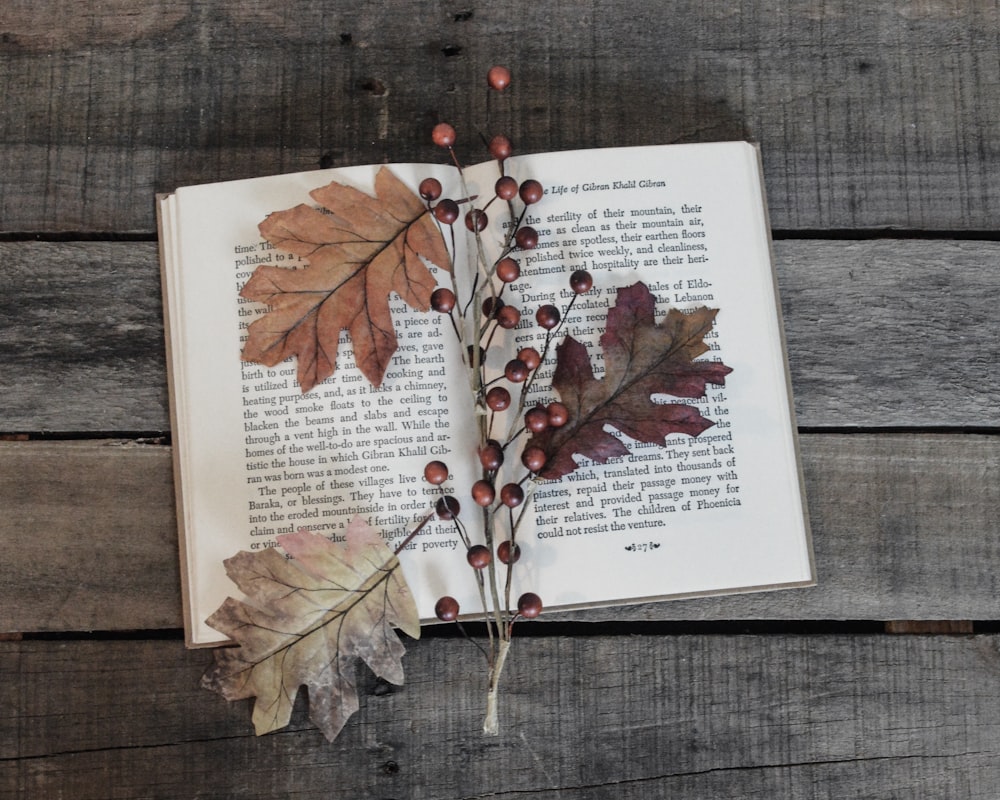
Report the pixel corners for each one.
[201,518,420,741]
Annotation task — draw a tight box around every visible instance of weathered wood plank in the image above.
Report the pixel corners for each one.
[778,239,1000,429]
[0,440,183,632]
[4,239,998,432]
[2,1,999,232]
[3,434,999,633]
[4,634,1000,798]
[0,242,168,432]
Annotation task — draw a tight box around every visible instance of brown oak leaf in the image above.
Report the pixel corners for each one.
[201,518,420,742]
[240,167,451,391]
[532,282,733,479]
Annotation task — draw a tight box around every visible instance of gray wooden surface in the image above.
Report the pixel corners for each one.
[3,1,999,234]
[3,434,999,633]
[5,636,1000,798]
[6,239,1000,432]
[3,1,999,797]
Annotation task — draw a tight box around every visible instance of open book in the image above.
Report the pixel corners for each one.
[159,142,814,647]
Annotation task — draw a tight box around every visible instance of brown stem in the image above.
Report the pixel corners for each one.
[393,512,435,556]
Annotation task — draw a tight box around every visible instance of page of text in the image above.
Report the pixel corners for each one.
[164,164,482,644]
[458,143,813,612]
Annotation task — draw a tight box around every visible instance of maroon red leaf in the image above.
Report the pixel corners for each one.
[532,282,733,479]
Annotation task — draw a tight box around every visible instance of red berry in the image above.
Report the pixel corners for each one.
[419,177,442,201]
[423,460,449,485]
[498,540,521,564]
[487,65,512,91]
[518,179,544,205]
[504,358,528,383]
[485,386,511,411]
[495,176,518,200]
[431,287,456,313]
[524,405,549,433]
[434,199,459,225]
[432,122,456,148]
[496,305,521,329]
[465,208,488,232]
[500,483,524,508]
[536,304,560,330]
[467,544,492,569]
[496,257,520,283]
[517,347,541,370]
[570,269,593,294]
[471,479,495,506]
[547,401,569,427]
[489,135,513,161]
[514,226,538,250]
[436,495,460,520]
[435,595,460,621]
[479,440,504,470]
[482,296,504,318]
[517,592,543,618]
[521,445,547,472]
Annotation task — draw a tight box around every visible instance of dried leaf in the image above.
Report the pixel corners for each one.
[533,282,733,479]
[240,167,451,391]
[201,518,420,741]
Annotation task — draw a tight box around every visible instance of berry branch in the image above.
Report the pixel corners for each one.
[415,66,596,735]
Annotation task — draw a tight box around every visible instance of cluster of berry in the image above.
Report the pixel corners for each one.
[409,67,595,731]
[406,67,593,733]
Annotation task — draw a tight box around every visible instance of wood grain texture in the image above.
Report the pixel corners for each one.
[4,634,1000,798]
[0,440,182,633]
[3,434,998,633]
[2,1,999,233]
[0,242,168,432]
[4,239,998,432]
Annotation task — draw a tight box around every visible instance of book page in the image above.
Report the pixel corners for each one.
[161,164,485,645]
[458,143,813,611]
